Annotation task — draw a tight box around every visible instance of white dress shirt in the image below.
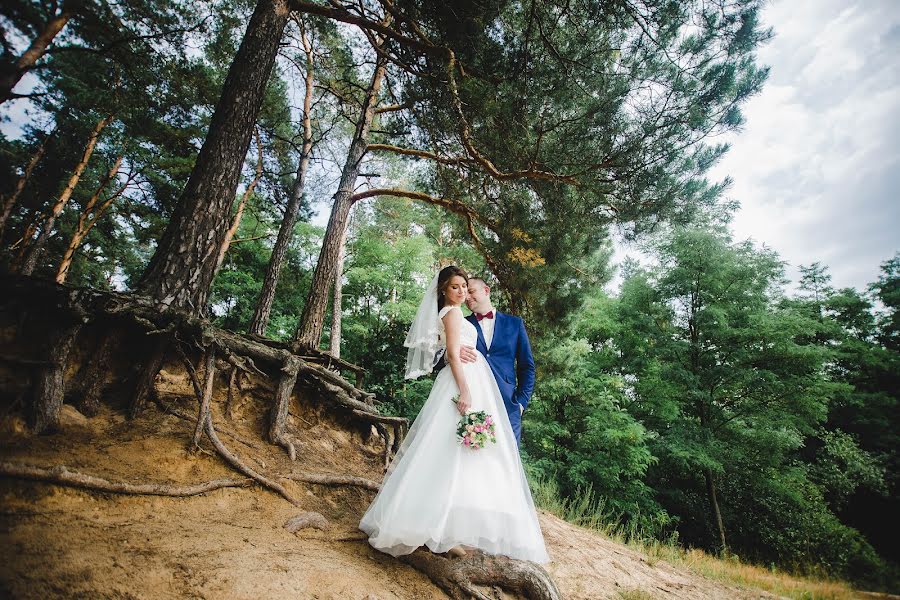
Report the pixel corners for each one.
[479,310,496,350]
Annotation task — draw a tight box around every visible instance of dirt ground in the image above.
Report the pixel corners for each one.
[0,370,781,600]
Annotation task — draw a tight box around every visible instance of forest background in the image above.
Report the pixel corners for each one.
[0,0,897,593]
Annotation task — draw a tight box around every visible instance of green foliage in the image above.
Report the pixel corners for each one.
[210,210,322,336]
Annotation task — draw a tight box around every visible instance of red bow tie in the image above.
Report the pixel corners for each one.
[476,311,494,321]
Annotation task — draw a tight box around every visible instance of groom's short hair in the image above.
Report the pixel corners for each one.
[468,276,489,291]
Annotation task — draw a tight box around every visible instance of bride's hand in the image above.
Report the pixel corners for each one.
[456,391,471,415]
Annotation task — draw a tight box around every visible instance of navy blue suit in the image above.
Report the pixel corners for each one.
[467,312,535,443]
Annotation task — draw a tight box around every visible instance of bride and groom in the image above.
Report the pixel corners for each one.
[359,265,549,564]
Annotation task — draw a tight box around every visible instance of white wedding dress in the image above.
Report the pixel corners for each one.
[359,306,549,563]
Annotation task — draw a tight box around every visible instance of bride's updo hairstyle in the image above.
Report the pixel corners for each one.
[437,265,468,310]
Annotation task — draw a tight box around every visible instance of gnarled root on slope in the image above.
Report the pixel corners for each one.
[0,461,253,496]
[399,549,561,600]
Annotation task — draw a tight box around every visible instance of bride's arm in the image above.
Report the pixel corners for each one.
[442,308,471,415]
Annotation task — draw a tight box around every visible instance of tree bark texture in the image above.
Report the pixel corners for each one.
[248,25,315,337]
[0,130,52,237]
[214,127,263,275]
[293,43,388,349]
[137,0,290,316]
[329,223,348,358]
[55,153,125,283]
[31,324,82,434]
[19,113,113,276]
[0,2,77,105]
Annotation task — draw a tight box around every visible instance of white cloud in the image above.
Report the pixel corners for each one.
[610,0,899,294]
[706,0,900,292]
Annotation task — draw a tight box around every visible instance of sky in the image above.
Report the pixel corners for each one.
[618,0,900,294]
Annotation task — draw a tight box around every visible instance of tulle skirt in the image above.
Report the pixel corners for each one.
[359,356,549,564]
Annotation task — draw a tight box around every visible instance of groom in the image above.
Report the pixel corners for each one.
[459,277,535,444]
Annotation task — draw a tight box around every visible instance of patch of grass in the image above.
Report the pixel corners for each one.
[669,548,859,600]
[529,475,624,537]
[529,474,862,600]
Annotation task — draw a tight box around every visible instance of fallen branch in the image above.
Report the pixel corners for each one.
[0,461,253,497]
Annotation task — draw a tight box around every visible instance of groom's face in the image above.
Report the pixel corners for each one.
[466,279,491,313]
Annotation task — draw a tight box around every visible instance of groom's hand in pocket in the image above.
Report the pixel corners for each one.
[460,345,478,363]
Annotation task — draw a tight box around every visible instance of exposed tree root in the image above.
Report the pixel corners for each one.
[297,359,375,406]
[202,410,301,507]
[373,423,392,471]
[0,461,253,497]
[129,333,171,419]
[76,332,114,417]
[32,323,83,434]
[269,356,300,461]
[194,347,216,449]
[175,340,302,507]
[2,277,399,450]
[158,403,261,450]
[284,511,329,532]
[224,362,241,419]
[399,550,561,600]
[282,471,380,491]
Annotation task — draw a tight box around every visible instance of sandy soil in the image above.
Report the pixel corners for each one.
[0,371,780,600]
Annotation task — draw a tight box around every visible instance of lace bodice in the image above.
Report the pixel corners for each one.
[438,306,478,347]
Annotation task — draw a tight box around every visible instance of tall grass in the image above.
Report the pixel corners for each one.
[528,475,673,545]
[529,475,863,600]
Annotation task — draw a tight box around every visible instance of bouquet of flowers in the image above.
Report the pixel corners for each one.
[452,396,497,450]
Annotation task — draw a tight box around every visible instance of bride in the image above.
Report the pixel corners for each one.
[359,265,549,563]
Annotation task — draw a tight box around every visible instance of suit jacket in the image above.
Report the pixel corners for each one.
[467,311,536,414]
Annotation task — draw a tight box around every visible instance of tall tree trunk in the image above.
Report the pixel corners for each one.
[55,153,125,283]
[0,2,78,105]
[214,127,263,275]
[704,468,727,553]
[248,23,315,337]
[329,219,348,357]
[137,0,290,316]
[0,130,53,237]
[293,34,388,350]
[18,113,113,276]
